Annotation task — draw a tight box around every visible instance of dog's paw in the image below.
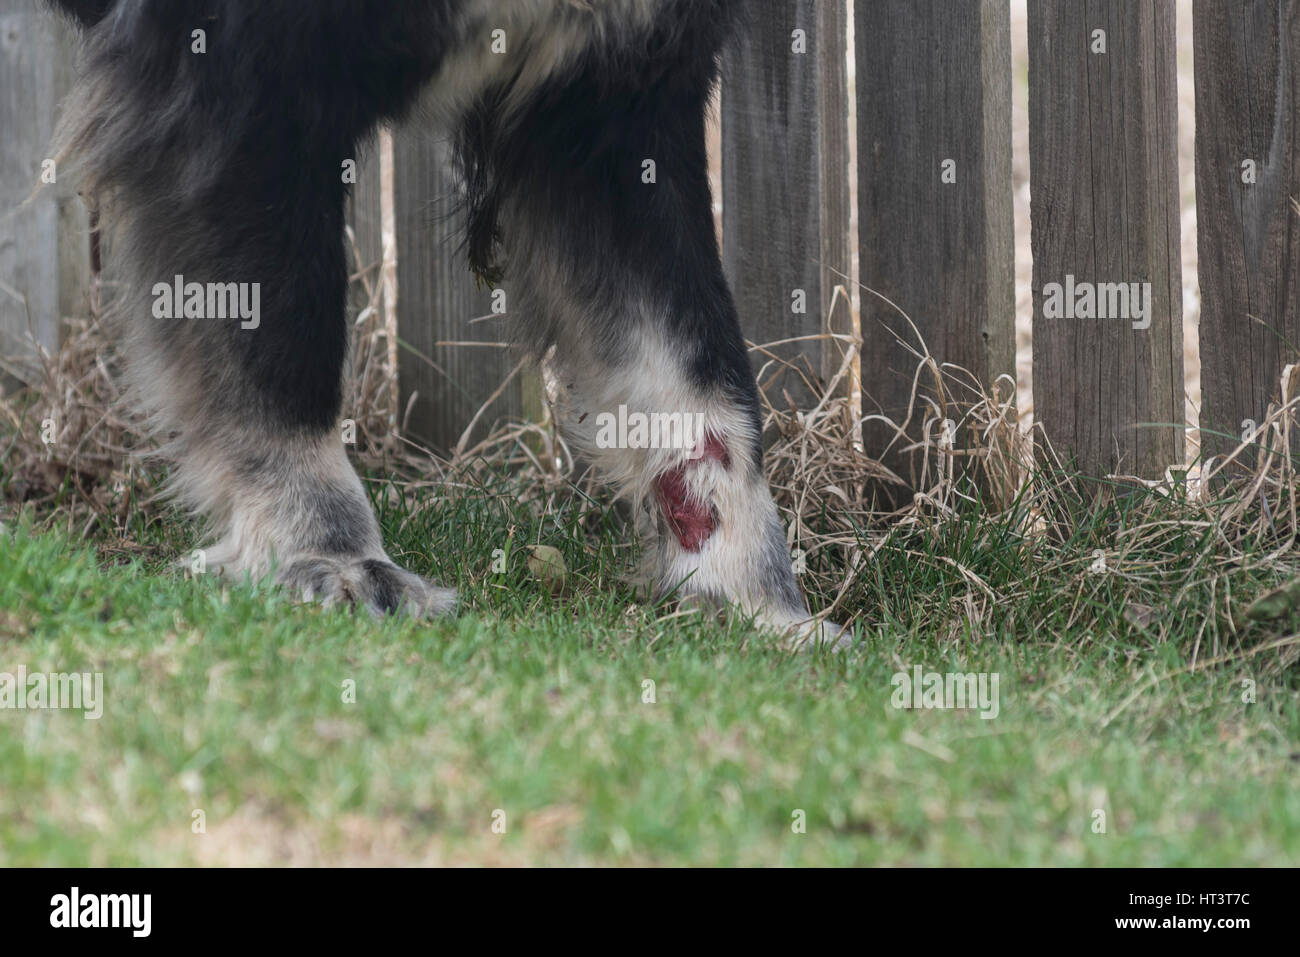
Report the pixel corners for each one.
[796,617,853,653]
[757,610,854,653]
[276,555,458,618]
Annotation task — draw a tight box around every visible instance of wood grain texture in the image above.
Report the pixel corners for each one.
[391,125,520,454]
[346,144,383,319]
[1194,0,1300,456]
[0,0,90,384]
[344,137,389,425]
[1028,0,1184,481]
[856,0,1016,489]
[722,0,851,413]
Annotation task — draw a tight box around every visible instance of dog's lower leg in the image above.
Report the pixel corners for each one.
[58,1,455,616]
[459,17,846,647]
[172,430,454,616]
[550,330,840,647]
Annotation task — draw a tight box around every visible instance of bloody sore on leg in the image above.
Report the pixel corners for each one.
[653,433,730,551]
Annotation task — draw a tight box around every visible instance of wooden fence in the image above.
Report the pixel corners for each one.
[4,0,1300,486]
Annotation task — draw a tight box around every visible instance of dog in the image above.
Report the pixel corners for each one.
[46,0,845,649]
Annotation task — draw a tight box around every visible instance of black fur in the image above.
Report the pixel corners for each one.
[455,1,761,461]
[53,0,751,434]
[53,0,464,434]
[45,0,834,642]
[49,0,112,27]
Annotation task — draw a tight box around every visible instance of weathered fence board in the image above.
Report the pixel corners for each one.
[346,145,384,324]
[1194,0,1300,458]
[390,127,521,454]
[855,0,1016,489]
[722,0,851,412]
[344,135,393,428]
[1028,0,1184,481]
[0,0,91,385]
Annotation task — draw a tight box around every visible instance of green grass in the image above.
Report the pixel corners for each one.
[1,468,1299,866]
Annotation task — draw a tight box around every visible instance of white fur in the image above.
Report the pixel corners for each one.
[551,324,846,649]
[178,436,376,578]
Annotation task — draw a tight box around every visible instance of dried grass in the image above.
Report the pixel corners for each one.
[4,259,1300,667]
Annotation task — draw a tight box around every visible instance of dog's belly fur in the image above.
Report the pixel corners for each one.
[46,0,846,649]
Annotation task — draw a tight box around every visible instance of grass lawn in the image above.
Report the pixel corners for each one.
[1,468,1299,866]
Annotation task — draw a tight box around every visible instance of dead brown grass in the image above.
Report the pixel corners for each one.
[4,258,1300,646]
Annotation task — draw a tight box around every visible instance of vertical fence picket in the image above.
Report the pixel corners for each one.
[0,0,90,386]
[343,137,395,435]
[391,127,521,455]
[1028,0,1184,482]
[346,153,383,310]
[855,0,1016,492]
[1194,0,1300,459]
[722,0,852,414]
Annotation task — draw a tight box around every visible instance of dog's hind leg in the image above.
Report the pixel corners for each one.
[55,0,456,616]
[458,5,846,648]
